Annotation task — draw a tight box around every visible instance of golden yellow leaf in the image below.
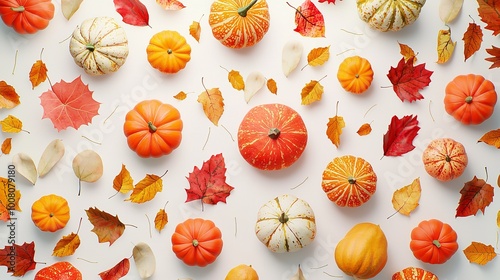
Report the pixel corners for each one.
[0,81,20,109]
[113,164,134,194]
[0,177,21,211]
[52,232,81,257]
[326,103,345,149]
[399,42,417,63]
[0,202,9,221]
[227,69,245,91]
[29,60,48,89]
[1,115,23,133]
[173,91,187,100]
[198,87,224,126]
[478,129,500,148]
[126,172,165,203]
[357,123,372,136]
[497,210,500,228]
[189,20,201,42]
[437,28,456,64]
[267,78,277,94]
[463,241,497,265]
[1,138,12,155]
[301,80,324,105]
[154,208,168,233]
[391,178,421,216]
[303,46,330,69]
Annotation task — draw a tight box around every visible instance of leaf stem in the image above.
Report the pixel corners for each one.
[76,217,82,234]
[290,177,308,190]
[145,214,152,238]
[11,50,18,75]
[221,124,235,142]
[202,126,211,150]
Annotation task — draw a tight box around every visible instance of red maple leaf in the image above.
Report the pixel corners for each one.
[456,176,494,217]
[318,0,341,3]
[485,45,500,69]
[383,115,420,157]
[387,57,433,102]
[39,76,100,131]
[114,0,150,27]
[477,0,500,35]
[0,242,37,277]
[289,0,325,37]
[99,258,130,280]
[185,153,234,210]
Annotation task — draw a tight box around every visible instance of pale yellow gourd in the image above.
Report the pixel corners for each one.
[356,0,427,32]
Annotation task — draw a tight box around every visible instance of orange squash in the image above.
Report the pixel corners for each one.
[34,261,82,280]
[410,219,458,264]
[31,194,70,232]
[209,0,270,48]
[146,30,191,74]
[0,0,55,34]
[337,56,374,94]
[392,267,438,280]
[322,155,377,207]
[422,138,467,182]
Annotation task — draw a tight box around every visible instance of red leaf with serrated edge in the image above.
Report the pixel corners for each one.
[485,45,500,69]
[99,258,130,280]
[387,57,433,102]
[292,0,325,37]
[0,242,37,276]
[463,22,483,61]
[114,0,150,27]
[477,0,500,36]
[185,153,234,209]
[383,115,420,157]
[456,176,494,217]
[318,0,341,3]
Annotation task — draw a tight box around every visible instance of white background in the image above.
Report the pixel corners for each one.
[0,0,499,279]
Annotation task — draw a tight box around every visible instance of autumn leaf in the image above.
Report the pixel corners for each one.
[61,0,84,20]
[326,102,345,148]
[390,178,421,217]
[173,91,187,100]
[439,0,464,24]
[399,42,417,63]
[357,123,372,136]
[29,60,48,89]
[52,230,81,257]
[86,207,126,246]
[221,67,245,91]
[13,153,37,185]
[244,71,265,103]
[463,22,483,61]
[1,138,12,155]
[39,76,100,131]
[267,78,277,94]
[0,203,8,221]
[319,0,341,3]
[99,258,130,280]
[126,170,166,204]
[478,129,500,148]
[38,139,65,177]
[113,0,150,27]
[436,28,456,64]
[290,0,325,37]
[387,57,433,102]
[301,79,324,105]
[156,0,185,10]
[463,241,497,265]
[282,40,303,77]
[154,201,168,233]
[0,242,37,277]
[0,177,21,212]
[383,115,420,157]
[456,176,494,217]
[189,20,201,42]
[477,0,500,35]
[113,164,134,194]
[185,153,234,210]
[0,81,20,109]
[302,46,330,70]
[198,83,224,126]
[1,115,24,133]
[485,45,500,69]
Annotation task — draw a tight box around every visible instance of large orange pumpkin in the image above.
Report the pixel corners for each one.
[422,138,467,182]
[209,0,270,49]
[31,194,70,232]
[322,155,377,207]
[123,100,183,158]
[444,74,497,125]
[392,267,438,280]
[410,219,458,264]
[0,0,54,34]
[146,30,191,74]
[34,261,82,280]
[337,56,374,94]
[237,103,308,170]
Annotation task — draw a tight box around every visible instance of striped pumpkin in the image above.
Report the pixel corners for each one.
[255,194,316,253]
[392,267,439,280]
[356,0,427,32]
[322,155,377,207]
[422,138,467,182]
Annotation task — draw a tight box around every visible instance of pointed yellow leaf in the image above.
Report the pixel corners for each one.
[52,232,81,257]
[463,241,497,265]
[126,173,165,203]
[497,210,500,227]
[227,70,245,91]
[357,123,372,136]
[399,42,417,63]
[1,138,12,155]
[391,178,421,216]
[301,80,324,105]
[267,78,277,94]
[326,116,345,148]
[154,208,168,232]
[113,164,134,194]
[0,177,21,211]
[0,81,20,109]
[478,129,500,148]
[189,20,201,42]
[1,115,23,133]
[304,46,330,69]
[173,91,187,100]
[437,28,456,64]
[198,87,224,126]
[29,60,48,89]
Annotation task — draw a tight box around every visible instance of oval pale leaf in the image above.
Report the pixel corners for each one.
[12,153,37,185]
[439,0,464,24]
[62,0,84,20]
[244,72,265,103]
[38,139,65,177]
[133,242,156,279]
[72,150,103,183]
[282,40,303,77]
[290,265,306,280]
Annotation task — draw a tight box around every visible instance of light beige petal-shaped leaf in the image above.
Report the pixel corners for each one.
[439,0,464,24]
[61,0,84,20]
[290,265,306,280]
[282,40,303,77]
[12,153,37,185]
[72,150,103,195]
[244,72,266,103]
[38,139,65,177]
[133,242,156,279]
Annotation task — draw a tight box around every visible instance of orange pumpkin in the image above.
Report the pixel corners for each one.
[0,0,54,34]
[209,0,270,48]
[171,218,223,267]
[322,155,377,207]
[337,56,374,94]
[444,74,497,125]
[146,30,191,74]
[34,261,82,280]
[422,138,467,182]
[410,219,458,264]
[31,194,70,232]
[392,267,438,280]
[123,100,183,158]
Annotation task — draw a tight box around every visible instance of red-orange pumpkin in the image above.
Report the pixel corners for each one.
[392,267,438,280]
[444,74,497,125]
[34,261,82,280]
[410,219,458,264]
[237,103,308,170]
[422,138,467,182]
[0,0,55,34]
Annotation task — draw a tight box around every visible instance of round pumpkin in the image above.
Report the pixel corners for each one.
[237,103,307,170]
[123,100,183,158]
[31,194,70,232]
[356,0,427,32]
[337,56,374,94]
[444,74,497,125]
[146,30,191,74]
[410,219,458,264]
[225,264,259,280]
[335,222,388,279]
[69,17,129,75]
[392,267,438,280]
[34,261,82,280]
[0,0,54,34]
[209,0,270,49]
[322,155,377,207]
[422,138,467,182]
[171,218,223,267]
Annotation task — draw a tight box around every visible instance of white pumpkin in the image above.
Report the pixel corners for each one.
[255,194,316,253]
[356,0,426,32]
[69,17,129,75]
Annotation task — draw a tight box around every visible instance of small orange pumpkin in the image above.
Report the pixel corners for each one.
[31,194,70,232]
[422,138,467,182]
[337,56,374,94]
[392,267,438,280]
[123,100,183,158]
[410,219,458,264]
[146,30,191,74]
[34,261,82,280]
[0,0,55,34]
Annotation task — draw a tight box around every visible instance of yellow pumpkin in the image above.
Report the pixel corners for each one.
[356,0,427,32]
[335,222,388,279]
[337,56,374,94]
[31,194,70,232]
[209,0,270,49]
[146,30,191,74]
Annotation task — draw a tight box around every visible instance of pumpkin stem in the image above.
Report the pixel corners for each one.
[167,49,173,54]
[445,155,451,162]
[238,0,258,17]
[192,239,199,247]
[278,212,289,224]
[11,6,25,12]
[268,128,281,139]
[148,121,157,133]
[465,96,473,104]
[85,43,95,52]
[432,240,442,248]
[348,176,356,185]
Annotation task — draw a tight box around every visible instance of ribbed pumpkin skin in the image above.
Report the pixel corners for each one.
[209,0,270,49]
[34,261,82,280]
[335,223,388,279]
[444,74,497,125]
[147,30,191,74]
[337,56,374,94]
[31,194,70,232]
[322,155,377,207]
[392,267,438,280]
[422,138,467,182]
[410,219,458,264]
[356,0,426,32]
[0,0,54,34]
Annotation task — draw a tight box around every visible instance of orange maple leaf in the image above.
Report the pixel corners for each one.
[86,207,125,246]
[485,45,500,69]
[477,0,500,35]
[456,176,494,217]
[0,81,20,109]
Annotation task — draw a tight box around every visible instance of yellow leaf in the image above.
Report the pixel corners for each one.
[437,28,456,64]
[173,91,187,100]
[0,177,21,212]
[399,42,417,63]
[113,164,134,194]
[1,138,12,155]
[29,60,48,89]
[497,210,500,228]
[357,123,372,136]
[326,104,345,149]
[301,80,324,105]
[189,20,201,42]
[198,87,224,126]
[52,232,81,257]
[227,70,245,91]
[463,241,497,265]
[0,203,9,221]
[0,115,23,133]
[267,78,277,94]
[303,46,330,69]
[0,81,20,109]
[478,129,500,148]
[391,178,421,216]
[154,208,168,233]
[126,172,165,203]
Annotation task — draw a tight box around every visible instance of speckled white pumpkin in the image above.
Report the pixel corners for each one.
[69,17,129,75]
[356,0,426,32]
[255,194,316,253]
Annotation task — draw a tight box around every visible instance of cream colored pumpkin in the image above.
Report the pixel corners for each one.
[255,194,316,253]
[356,0,426,32]
[69,17,129,75]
